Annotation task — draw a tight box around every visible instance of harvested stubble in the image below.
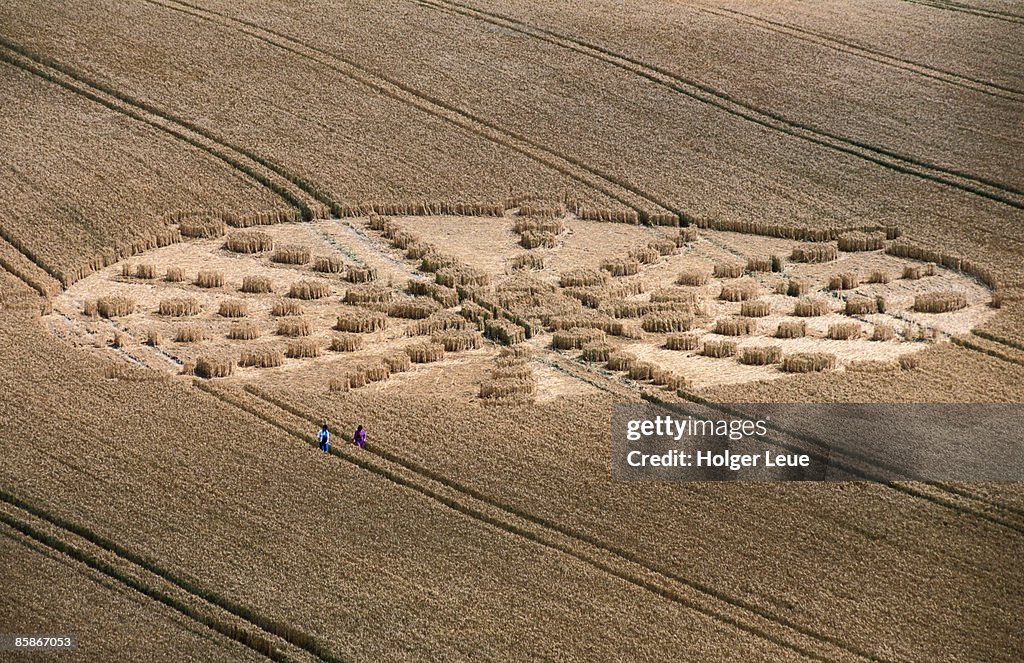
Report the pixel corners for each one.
[271,245,311,265]
[336,310,387,333]
[82,300,98,317]
[847,359,898,373]
[828,322,864,340]
[838,231,886,252]
[389,298,442,319]
[195,270,224,289]
[227,321,260,340]
[867,270,892,284]
[329,333,362,352]
[714,262,745,278]
[790,243,838,263]
[581,341,614,362]
[740,300,771,317]
[179,217,226,239]
[872,324,896,341]
[286,338,321,359]
[405,341,445,363]
[144,329,161,346]
[277,317,312,337]
[702,340,737,358]
[628,362,658,381]
[271,299,303,317]
[165,267,185,283]
[739,345,783,365]
[606,351,637,371]
[641,312,694,333]
[174,325,208,343]
[776,320,807,339]
[158,297,200,317]
[715,317,757,336]
[435,330,483,352]
[719,280,760,302]
[677,226,699,245]
[628,246,660,265]
[794,298,832,317]
[828,273,860,290]
[479,378,536,401]
[96,295,134,318]
[343,284,393,305]
[782,353,837,373]
[241,275,273,293]
[600,258,640,277]
[225,231,273,254]
[511,253,545,271]
[382,351,411,373]
[665,333,700,351]
[218,300,248,318]
[676,268,710,286]
[411,312,467,335]
[436,267,491,288]
[459,300,493,325]
[344,266,377,283]
[420,252,460,273]
[484,318,527,345]
[288,279,330,300]
[914,291,968,313]
[239,348,284,368]
[552,327,606,350]
[560,269,608,288]
[195,356,233,379]
[135,264,156,279]
[313,255,345,273]
[520,231,557,249]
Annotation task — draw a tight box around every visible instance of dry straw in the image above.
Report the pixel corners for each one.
[828,272,860,290]
[714,262,745,279]
[144,329,161,346]
[239,348,284,368]
[740,300,771,317]
[420,252,460,273]
[701,340,737,358]
[665,333,700,351]
[411,312,467,335]
[867,270,892,284]
[286,338,321,359]
[407,280,459,307]
[837,231,885,252]
[228,321,260,340]
[776,320,807,339]
[271,299,303,317]
[902,265,923,280]
[520,231,557,249]
[218,300,248,318]
[719,280,760,302]
[96,295,134,318]
[786,279,813,297]
[914,291,967,313]
[329,333,362,352]
[195,356,234,378]
[158,297,200,317]
[677,226,699,245]
[552,327,606,350]
[600,258,640,277]
[436,267,491,288]
[241,275,273,293]
[435,330,483,352]
[135,264,155,279]
[225,231,273,253]
[872,324,896,341]
[344,266,377,283]
[790,243,838,263]
[336,310,387,333]
[899,354,921,370]
[581,342,614,362]
[714,317,757,336]
[641,312,694,333]
[277,317,312,337]
[745,257,773,273]
[175,325,208,343]
[165,267,185,283]
[793,298,832,317]
[389,298,442,319]
[313,255,345,273]
[847,359,897,373]
[676,268,710,286]
[195,270,224,289]
[288,279,330,300]
[111,331,127,348]
[484,318,527,345]
[606,351,637,371]
[271,244,311,265]
[828,322,863,340]
[479,378,536,401]
[343,284,392,305]
[560,269,608,288]
[628,362,658,381]
[628,246,660,265]
[179,218,226,239]
[844,296,877,315]
[782,353,837,373]
[383,351,412,373]
[405,341,445,363]
[739,345,782,365]
[650,288,702,305]
[511,253,545,271]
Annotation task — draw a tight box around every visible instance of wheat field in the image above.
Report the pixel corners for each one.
[1,0,1022,660]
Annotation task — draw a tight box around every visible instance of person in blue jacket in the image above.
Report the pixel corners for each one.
[318,422,330,453]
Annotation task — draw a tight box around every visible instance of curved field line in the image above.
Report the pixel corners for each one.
[697,5,1024,101]
[420,0,1024,210]
[138,0,682,224]
[0,491,336,663]
[900,0,1024,23]
[208,381,878,663]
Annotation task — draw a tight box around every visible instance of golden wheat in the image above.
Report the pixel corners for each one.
[719,280,760,302]
[158,297,200,317]
[793,298,832,317]
[335,310,387,333]
[641,312,694,333]
[96,295,134,318]
[164,266,185,283]
[405,341,445,363]
[740,300,771,317]
[828,272,860,290]
[739,345,782,365]
[271,299,303,316]
[828,322,864,340]
[276,316,312,337]
[343,284,392,304]
[195,356,234,378]
[174,325,208,343]
[271,244,312,265]
[288,279,330,300]
[227,321,261,340]
[837,231,886,252]
[665,333,700,351]
[776,320,807,339]
[914,291,968,313]
[782,353,837,373]
[790,243,838,263]
[313,255,345,273]
[195,270,224,289]
[239,348,284,368]
[701,340,737,358]
[218,299,248,318]
[225,231,273,253]
[714,317,757,336]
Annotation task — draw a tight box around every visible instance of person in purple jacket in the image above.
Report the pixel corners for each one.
[353,425,366,449]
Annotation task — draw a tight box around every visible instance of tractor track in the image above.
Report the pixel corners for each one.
[694,5,1024,101]
[419,0,1024,210]
[899,0,1024,24]
[0,492,334,663]
[139,0,683,224]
